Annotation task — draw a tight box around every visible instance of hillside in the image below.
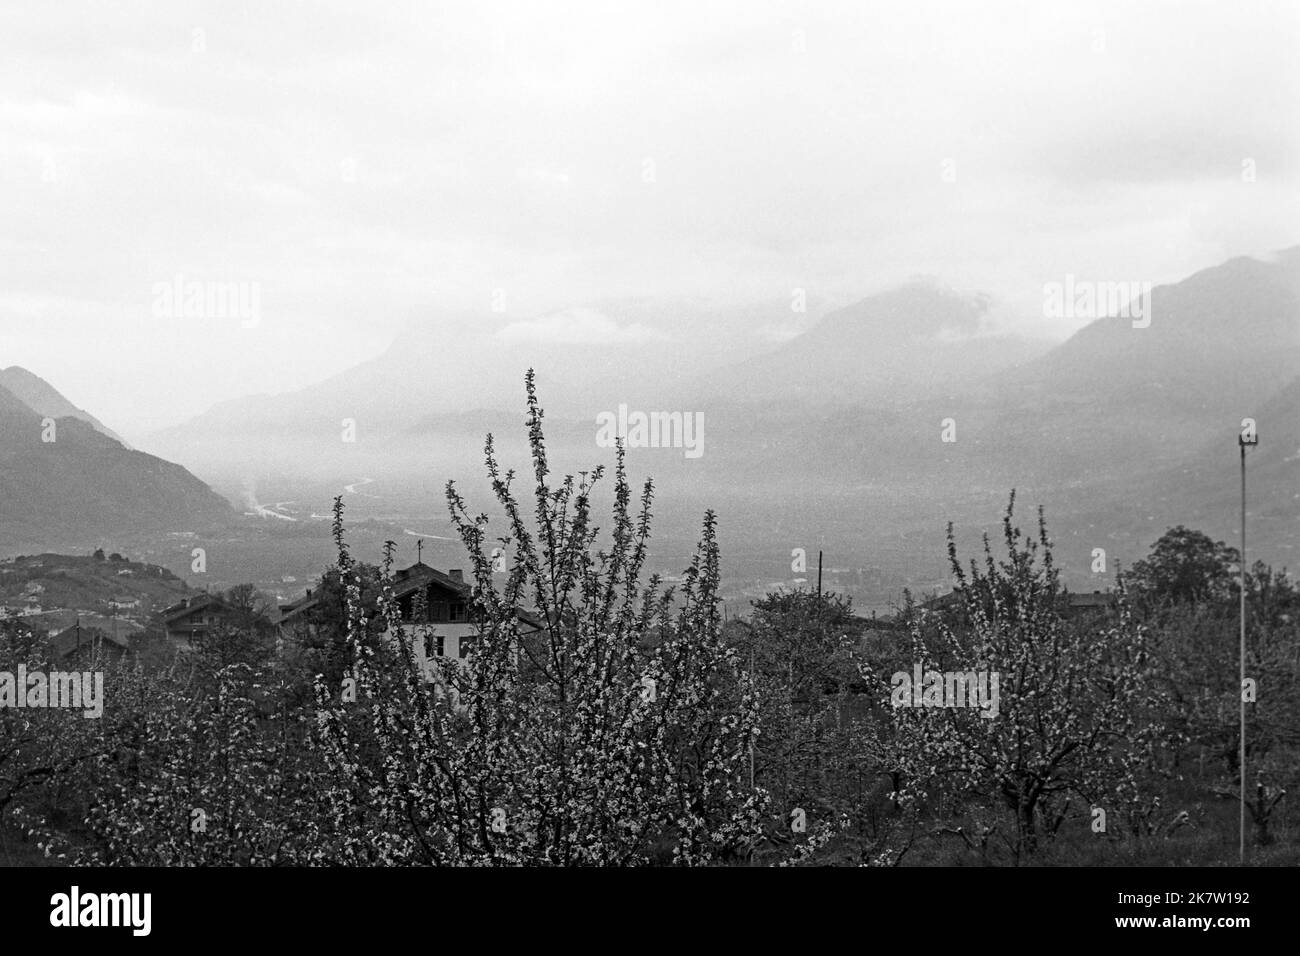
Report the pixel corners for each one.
[0,551,201,637]
[0,378,238,554]
[0,365,128,446]
[693,282,1048,406]
[685,248,1300,485]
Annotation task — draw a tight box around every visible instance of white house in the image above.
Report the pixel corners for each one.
[278,562,543,696]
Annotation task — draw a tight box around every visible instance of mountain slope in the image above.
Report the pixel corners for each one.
[0,366,129,446]
[0,382,237,553]
[1011,249,1300,409]
[694,282,1048,406]
[623,249,1300,578]
[969,248,1300,486]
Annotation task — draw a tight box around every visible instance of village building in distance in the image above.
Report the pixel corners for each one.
[160,593,248,645]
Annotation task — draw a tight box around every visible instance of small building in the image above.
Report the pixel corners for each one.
[160,594,241,642]
[277,562,543,689]
[915,587,1119,621]
[1065,590,1119,617]
[50,626,132,667]
[275,588,322,635]
[387,564,544,670]
[392,564,477,671]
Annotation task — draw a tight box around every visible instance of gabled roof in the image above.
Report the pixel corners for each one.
[161,593,228,625]
[276,590,321,626]
[275,565,545,633]
[277,564,469,627]
[919,590,964,610]
[392,562,470,598]
[50,627,131,658]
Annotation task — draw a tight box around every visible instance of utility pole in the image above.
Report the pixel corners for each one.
[747,630,756,866]
[1238,429,1254,864]
[816,550,823,597]
[749,638,755,793]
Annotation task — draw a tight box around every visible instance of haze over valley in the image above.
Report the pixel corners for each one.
[4,247,1298,614]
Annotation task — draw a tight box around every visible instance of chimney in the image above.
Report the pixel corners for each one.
[449,569,463,583]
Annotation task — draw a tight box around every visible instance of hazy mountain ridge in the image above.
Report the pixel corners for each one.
[0,373,238,554]
[141,284,1049,480]
[693,281,1051,406]
[126,247,1300,590]
[0,365,129,446]
[1012,251,1300,408]
[144,298,804,455]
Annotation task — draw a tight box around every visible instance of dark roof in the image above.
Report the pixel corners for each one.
[50,627,131,659]
[276,590,321,626]
[919,590,964,610]
[391,565,549,630]
[1067,591,1118,608]
[392,562,470,598]
[161,594,229,625]
[910,588,1119,616]
[275,565,544,632]
[276,565,470,627]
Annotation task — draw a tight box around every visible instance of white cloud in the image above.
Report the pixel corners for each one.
[0,0,1295,430]
[515,167,571,188]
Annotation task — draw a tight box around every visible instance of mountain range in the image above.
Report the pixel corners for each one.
[5,247,1297,594]
[141,247,1299,481]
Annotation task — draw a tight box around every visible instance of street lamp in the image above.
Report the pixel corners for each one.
[1237,423,1258,865]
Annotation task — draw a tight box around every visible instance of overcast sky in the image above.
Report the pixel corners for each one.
[1,0,1297,437]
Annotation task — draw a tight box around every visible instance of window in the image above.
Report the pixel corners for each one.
[450,602,466,622]
[458,635,477,659]
[423,633,445,658]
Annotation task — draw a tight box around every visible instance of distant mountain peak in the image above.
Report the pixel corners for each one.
[811,281,993,348]
[697,280,1045,407]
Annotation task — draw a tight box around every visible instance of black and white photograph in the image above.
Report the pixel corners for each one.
[0,0,1295,937]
